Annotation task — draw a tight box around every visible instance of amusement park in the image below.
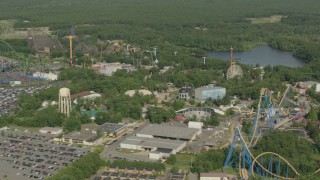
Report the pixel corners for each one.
[223,87,320,180]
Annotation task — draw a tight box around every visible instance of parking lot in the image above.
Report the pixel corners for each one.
[0,85,50,115]
[0,131,90,179]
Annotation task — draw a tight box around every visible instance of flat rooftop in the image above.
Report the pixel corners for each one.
[121,136,185,150]
[136,124,200,140]
[99,123,126,133]
[63,131,98,142]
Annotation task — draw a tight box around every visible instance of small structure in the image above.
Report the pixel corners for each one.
[9,81,22,86]
[125,89,153,97]
[159,66,173,74]
[59,88,71,117]
[195,85,226,101]
[99,122,127,137]
[188,121,204,129]
[178,87,193,100]
[32,72,58,80]
[136,124,201,142]
[81,109,108,120]
[39,127,63,135]
[200,173,235,180]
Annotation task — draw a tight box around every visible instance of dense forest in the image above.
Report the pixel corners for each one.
[0,0,320,178]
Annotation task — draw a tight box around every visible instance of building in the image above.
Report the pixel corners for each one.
[99,123,127,137]
[136,124,201,142]
[188,121,204,129]
[39,127,63,135]
[92,62,134,76]
[176,107,215,120]
[32,72,58,80]
[195,85,226,101]
[120,136,186,160]
[56,124,102,146]
[200,173,235,180]
[59,131,102,146]
[125,89,153,97]
[71,91,101,100]
[178,87,192,100]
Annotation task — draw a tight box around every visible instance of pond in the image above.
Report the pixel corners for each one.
[208,45,304,67]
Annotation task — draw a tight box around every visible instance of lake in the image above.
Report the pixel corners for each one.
[208,45,304,67]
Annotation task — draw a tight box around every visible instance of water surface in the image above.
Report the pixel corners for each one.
[208,45,304,67]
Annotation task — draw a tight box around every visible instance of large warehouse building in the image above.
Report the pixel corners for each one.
[120,124,201,160]
[120,136,186,160]
[136,124,201,142]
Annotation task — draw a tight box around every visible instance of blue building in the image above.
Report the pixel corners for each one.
[195,85,226,101]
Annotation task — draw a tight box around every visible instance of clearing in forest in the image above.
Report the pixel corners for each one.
[0,19,27,39]
[246,15,287,24]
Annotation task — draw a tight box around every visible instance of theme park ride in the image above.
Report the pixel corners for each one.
[223,88,320,179]
[0,40,44,84]
[65,27,76,66]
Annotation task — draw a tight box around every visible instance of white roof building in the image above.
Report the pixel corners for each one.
[125,89,153,97]
[120,136,186,160]
[136,124,201,141]
[188,121,204,129]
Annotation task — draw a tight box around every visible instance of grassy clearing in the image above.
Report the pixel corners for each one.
[0,19,51,39]
[246,15,287,24]
[172,153,195,170]
[212,167,237,175]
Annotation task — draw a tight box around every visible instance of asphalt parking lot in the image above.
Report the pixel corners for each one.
[0,131,91,180]
[0,85,50,115]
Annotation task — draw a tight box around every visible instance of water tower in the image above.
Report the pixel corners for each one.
[59,87,71,117]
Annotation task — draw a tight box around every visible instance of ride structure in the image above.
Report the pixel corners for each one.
[66,27,76,66]
[223,88,320,179]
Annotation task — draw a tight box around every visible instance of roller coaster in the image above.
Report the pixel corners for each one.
[223,88,320,179]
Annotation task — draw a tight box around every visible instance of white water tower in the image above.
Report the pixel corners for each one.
[59,87,71,117]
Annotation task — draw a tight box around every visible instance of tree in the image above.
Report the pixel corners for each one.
[34,106,64,127]
[95,112,122,125]
[191,149,226,173]
[147,107,175,124]
[63,115,81,132]
[308,107,318,121]
[172,100,185,110]
[205,115,219,126]
[166,154,177,165]
[171,166,179,174]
